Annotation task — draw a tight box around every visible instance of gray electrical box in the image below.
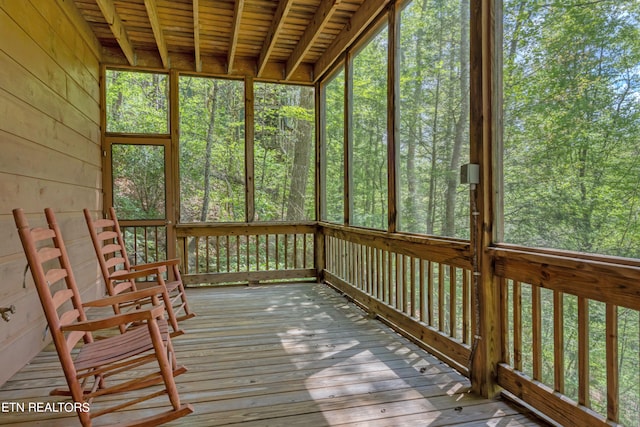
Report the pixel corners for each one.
[460,163,480,184]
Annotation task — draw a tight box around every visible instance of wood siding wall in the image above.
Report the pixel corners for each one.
[0,1,102,385]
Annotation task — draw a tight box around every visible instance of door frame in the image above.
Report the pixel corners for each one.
[103,135,177,260]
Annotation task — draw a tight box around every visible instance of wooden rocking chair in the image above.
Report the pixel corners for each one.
[13,208,193,427]
[84,208,195,337]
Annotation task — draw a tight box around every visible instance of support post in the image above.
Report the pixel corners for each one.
[469,0,501,398]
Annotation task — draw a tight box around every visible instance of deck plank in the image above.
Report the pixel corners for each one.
[0,283,547,426]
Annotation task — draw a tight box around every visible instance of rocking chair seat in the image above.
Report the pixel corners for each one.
[73,319,169,372]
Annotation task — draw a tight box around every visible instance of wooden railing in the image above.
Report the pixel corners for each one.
[121,220,639,425]
[119,223,167,265]
[494,245,640,427]
[175,222,317,285]
[320,222,474,375]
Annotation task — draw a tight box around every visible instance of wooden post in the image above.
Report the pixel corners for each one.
[315,81,326,281]
[100,64,109,214]
[469,0,501,398]
[167,69,179,261]
[344,51,353,226]
[387,3,399,233]
[245,75,255,223]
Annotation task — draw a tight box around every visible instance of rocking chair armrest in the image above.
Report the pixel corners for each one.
[82,286,166,308]
[61,305,165,332]
[109,267,166,282]
[130,258,180,271]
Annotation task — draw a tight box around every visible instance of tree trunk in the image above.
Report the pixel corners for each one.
[404,0,428,233]
[444,0,469,236]
[201,81,218,222]
[285,88,314,221]
[426,12,444,235]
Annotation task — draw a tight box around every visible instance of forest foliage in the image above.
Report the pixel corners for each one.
[502,0,640,258]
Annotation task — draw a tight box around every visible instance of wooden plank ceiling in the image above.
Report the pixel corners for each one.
[73,0,386,83]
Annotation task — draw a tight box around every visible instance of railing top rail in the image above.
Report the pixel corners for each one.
[321,223,472,269]
[493,246,640,311]
[494,243,640,268]
[176,222,318,237]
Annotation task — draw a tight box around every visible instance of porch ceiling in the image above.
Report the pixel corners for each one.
[72,0,384,83]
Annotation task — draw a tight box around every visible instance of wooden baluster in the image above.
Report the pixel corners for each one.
[606,303,618,423]
[380,249,385,303]
[245,235,250,272]
[216,235,221,273]
[133,227,139,264]
[553,291,564,394]
[337,239,342,279]
[427,260,434,327]
[351,242,356,286]
[578,297,590,408]
[348,240,352,283]
[360,244,364,292]
[366,245,372,295]
[347,241,352,284]
[303,234,308,268]
[532,284,542,381]
[144,227,149,263]
[499,277,509,361]
[293,234,298,269]
[362,244,366,291]
[205,236,210,273]
[513,280,522,371]
[387,251,393,305]
[255,234,260,271]
[419,259,425,323]
[154,226,159,261]
[360,244,365,290]
[450,266,456,338]
[463,268,470,345]
[402,255,409,314]
[284,234,289,270]
[375,248,382,299]
[338,238,342,278]
[225,235,230,272]
[194,236,200,274]
[395,253,401,310]
[335,237,339,276]
[327,236,333,273]
[275,234,280,270]
[265,235,270,271]
[438,263,445,332]
[236,235,240,272]
[409,257,416,318]
[182,236,189,275]
[354,242,358,286]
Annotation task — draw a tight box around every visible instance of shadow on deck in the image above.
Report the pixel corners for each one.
[0,283,548,426]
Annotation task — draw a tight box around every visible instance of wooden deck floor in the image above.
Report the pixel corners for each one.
[0,283,548,426]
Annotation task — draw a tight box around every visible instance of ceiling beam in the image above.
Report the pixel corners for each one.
[256,0,294,77]
[285,0,342,80]
[143,0,169,68]
[227,0,245,74]
[95,0,136,66]
[193,0,201,72]
[102,48,315,83]
[313,0,389,81]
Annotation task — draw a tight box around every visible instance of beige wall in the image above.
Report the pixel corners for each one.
[0,1,103,385]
